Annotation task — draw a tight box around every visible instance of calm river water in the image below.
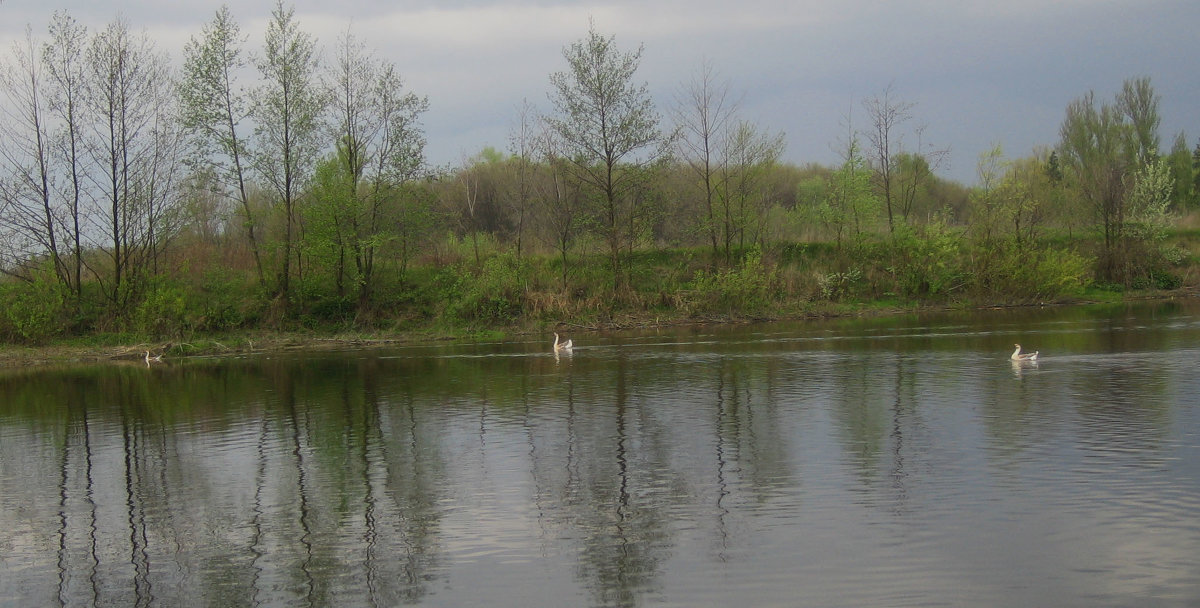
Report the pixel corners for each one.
[2,302,1199,607]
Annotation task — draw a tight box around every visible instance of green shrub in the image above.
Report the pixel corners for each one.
[309,295,355,322]
[966,239,1092,301]
[447,254,530,324]
[191,268,261,330]
[134,278,187,338]
[885,219,968,298]
[687,247,774,314]
[1,274,68,343]
[1132,268,1182,291]
[818,267,863,301]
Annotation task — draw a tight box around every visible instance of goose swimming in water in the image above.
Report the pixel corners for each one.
[1010,344,1038,361]
[553,332,573,353]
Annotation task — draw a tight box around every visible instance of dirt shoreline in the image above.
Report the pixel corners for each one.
[0,334,419,371]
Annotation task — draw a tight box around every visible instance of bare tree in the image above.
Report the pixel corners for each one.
[86,18,181,307]
[507,99,538,259]
[817,110,879,249]
[454,152,487,267]
[674,58,738,259]
[894,127,949,222]
[42,11,90,305]
[863,84,947,232]
[0,26,64,285]
[863,84,913,234]
[534,123,586,291]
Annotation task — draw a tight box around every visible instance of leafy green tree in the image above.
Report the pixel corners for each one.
[1118,77,1160,163]
[1123,156,1177,288]
[720,120,785,256]
[1126,157,1174,241]
[964,145,1070,302]
[817,134,877,250]
[807,116,869,248]
[968,144,1008,247]
[1058,76,1163,284]
[252,0,326,311]
[547,21,670,291]
[1193,141,1200,205]
[967,145,1050,246]
[1046,150,1063,183]
[1166,132,1193,209]
[1000,155,1052,245]
[304,146,356,299]
[180,5,267,290]
[390,180,438,285]
[0,263,68,343]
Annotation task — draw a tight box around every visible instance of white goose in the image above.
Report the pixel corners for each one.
[553,332,573,353]
[1010,344,1038,362]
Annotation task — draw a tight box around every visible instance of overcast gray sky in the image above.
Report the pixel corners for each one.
[2,0,1197,183]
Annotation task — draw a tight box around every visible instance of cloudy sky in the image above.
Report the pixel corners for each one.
[2,0,1197,183]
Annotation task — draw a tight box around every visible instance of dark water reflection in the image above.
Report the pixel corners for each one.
[3,302,1200,607]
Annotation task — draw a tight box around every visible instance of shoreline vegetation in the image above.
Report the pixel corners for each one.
[2,279,1195,372]
[3,11,1199,369]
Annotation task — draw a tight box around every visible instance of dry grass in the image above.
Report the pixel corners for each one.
[1176,210,1200,231]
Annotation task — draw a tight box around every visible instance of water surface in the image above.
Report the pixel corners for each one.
[2,302,1199,607]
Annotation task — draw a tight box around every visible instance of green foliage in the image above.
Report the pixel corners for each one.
[1058,77,1166,285]
[307,295,356,323]
[1126,157,1174,242]
[1120,157,1179,287]
[191,267,260,331]
[1,274,69,343]
[817,267,863,301]
[548,22,669,290]
[814,137,878,248]
[1131,268,1182,291]
[6,13,1200,349]
[1193,141,1200,206]
[134,278,188,338]
[446,254,531,324]
[687,247,774,314]
[973,245,1092,301]
[885,217,967,298]
[1167,132,1194,209]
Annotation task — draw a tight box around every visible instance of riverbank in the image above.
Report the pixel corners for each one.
[2,288,1192,371]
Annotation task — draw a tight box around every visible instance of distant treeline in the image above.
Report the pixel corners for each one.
[1,5,1197,343]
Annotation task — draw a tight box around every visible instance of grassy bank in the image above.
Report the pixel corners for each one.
[4,227,1199,370]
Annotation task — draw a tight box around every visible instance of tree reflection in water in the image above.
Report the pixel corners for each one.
[2,301,1199,606]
